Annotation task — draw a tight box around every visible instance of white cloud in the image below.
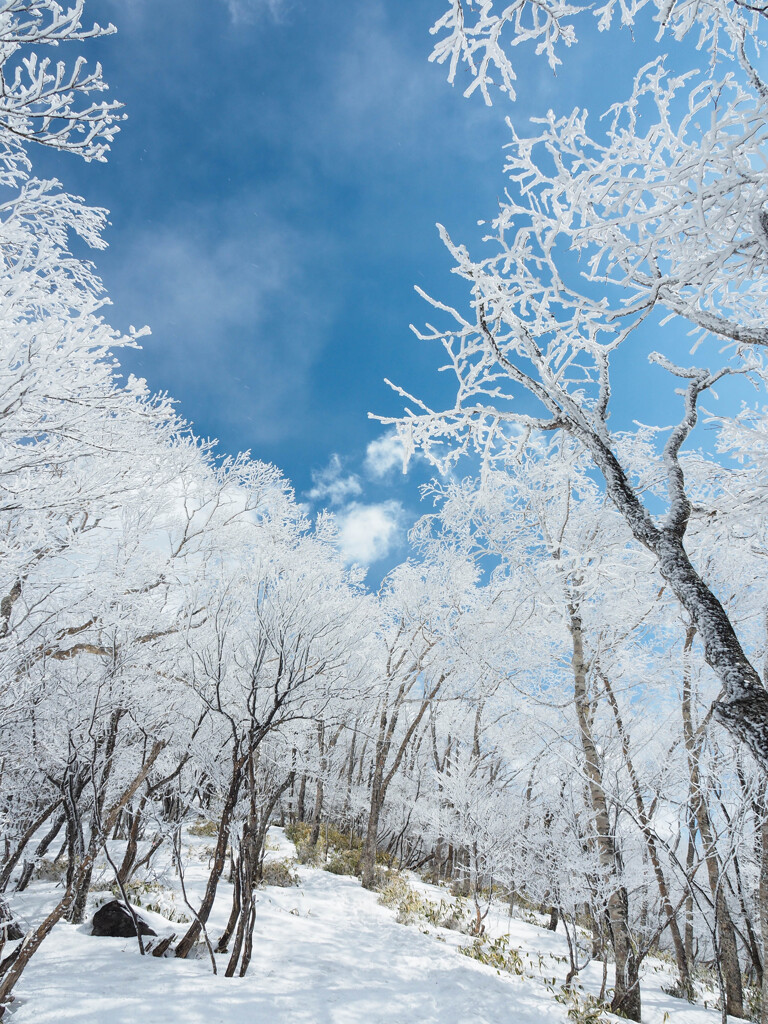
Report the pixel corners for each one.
[307,454,362,506]
[224,0,286,24]
[364,430,407,479]
[110,192,336,446]
[336,501,403,565]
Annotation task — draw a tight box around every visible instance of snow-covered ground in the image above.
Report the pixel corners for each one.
[6,828,740,1024]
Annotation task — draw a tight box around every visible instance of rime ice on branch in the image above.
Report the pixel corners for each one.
[380,3,768,782]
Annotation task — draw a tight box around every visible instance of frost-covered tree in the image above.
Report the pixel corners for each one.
[381,0,768,776]
[405,434,768,1017]
[169,496,368,967]
[355,554,480,889]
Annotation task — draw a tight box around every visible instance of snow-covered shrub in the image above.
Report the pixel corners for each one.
[324,849,361,877]
[260,859,299,888]
[188,819,218,838]
[34,858,67,882]
[190,844,216,865]
[377,874,410,908]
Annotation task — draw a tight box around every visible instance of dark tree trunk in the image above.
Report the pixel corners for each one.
[296,776,306,823]
[760,817,768,1024]
[0,743,163,1007]
[578,421,768,770]
[216,857,241,954]
[13,811,65,894]
[361,778,383,890]
[0,799,61,893]
[117,797,147,884]
[175,751,244,960]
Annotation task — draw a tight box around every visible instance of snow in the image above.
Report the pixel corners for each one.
[7,828,740,1024]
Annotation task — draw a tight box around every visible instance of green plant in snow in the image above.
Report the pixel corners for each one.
[104,878,189,924]
[553,987,614,1023]
[324,849,362,877]
[286,821,366,874]
[378,877,474,931]
[377,876,442,926]
[260,858,299,888]
[295,841,321,866]
[459,933,527,976]
[188,818,218,837]
[746,985,762,1023]
[395,888,433,925]
[426,895,470,931]
[377,874,411,908]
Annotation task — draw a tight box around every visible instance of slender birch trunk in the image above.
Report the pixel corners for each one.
[681,626,744,1018]
[568,603,641,1021]
[601,669,692,997]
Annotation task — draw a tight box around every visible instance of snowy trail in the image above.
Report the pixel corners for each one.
[9,830,739,1024]
[13,871,554,1024]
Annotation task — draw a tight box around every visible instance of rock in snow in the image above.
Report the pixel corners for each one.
[91,901,156,939]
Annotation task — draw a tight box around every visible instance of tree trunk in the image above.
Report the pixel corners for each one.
[761,817,768,1024]
[361,776,383,890]
[0,800,62,894]
[361,679,443,890]
[117,796,147,884]
[601,669,692,998]
[14,812,65,894]
[681,627,744,1018]
[580,426,768,769]
[568,602,641,1021]
[175,749,244,960]
[296,775,306,823]
[309,725,326,850]
[216,856,241,954]
[0,743,163,1007]
[682,806,697,975]
[225,824,256,978]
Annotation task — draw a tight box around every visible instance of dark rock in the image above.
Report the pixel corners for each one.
[91,900,156,939]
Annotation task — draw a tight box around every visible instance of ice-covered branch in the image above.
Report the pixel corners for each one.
[431,0,768,104]
[0,1,122,161]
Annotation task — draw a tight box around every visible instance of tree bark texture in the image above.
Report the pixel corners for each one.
[579,425,768,772]
[681,627,744,1018]
[568,603,641,1022]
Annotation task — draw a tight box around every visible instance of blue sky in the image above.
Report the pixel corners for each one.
[34,0,735,578]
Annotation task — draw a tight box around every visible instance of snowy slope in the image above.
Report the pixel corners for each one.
[6,828,740,1024]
